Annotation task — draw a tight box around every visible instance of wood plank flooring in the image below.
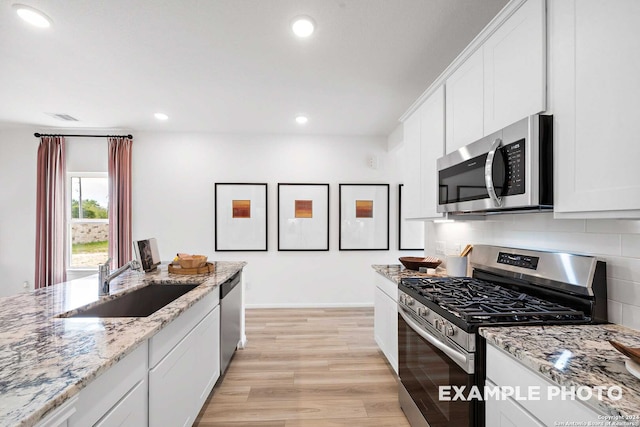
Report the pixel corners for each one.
[194,308,410,427]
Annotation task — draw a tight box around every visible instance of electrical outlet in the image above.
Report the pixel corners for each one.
[451,243,461,256]
[435,241,445,255]
[22,281,28,289]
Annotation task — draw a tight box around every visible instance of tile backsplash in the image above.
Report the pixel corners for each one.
[425,213,640,331]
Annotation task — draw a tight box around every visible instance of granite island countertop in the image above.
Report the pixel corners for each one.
[481,324,640,422]
[0,261,245,427]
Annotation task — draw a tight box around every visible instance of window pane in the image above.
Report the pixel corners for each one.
[70,221,109,268]
[71,177,109,219]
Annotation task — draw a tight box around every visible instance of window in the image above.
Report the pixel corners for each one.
[67,173,109,269]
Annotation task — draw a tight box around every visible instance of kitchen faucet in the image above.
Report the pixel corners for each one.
[98,258,142,296]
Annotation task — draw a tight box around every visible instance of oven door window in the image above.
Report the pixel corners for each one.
[398,313,475,426]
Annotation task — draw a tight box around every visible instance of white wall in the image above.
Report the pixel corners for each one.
[133,132,422,307]
[0,129,38,296]
[426,214,640,330]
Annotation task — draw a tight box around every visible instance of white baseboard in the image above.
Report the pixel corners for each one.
[246,302,374,309]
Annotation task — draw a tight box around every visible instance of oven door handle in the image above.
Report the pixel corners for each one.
[484,137,503,207]
[399,308,473,373]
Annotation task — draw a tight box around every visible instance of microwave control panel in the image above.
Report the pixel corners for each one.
[502,139,525,196]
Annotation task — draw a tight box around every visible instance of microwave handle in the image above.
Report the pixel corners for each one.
[484,138,503,207]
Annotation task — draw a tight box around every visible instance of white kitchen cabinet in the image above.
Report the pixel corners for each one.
[68,342,148,427]
[374,273,398,374]
[445,0,546,154]
[486,344,603,425]
[483,0,546,135]
[94,379,147,427]
[445,48,484,154]
[550,0,640,218]
[149,305,220,427]
[402,86,445,219]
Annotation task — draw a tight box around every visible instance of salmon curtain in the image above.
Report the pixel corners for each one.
[34,136,66,288]
[107,137,133,268]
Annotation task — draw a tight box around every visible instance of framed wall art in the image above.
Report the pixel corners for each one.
[277,183,329,251]
[339,183,389,250]
[214,183,268,251]
[398,184,425,251]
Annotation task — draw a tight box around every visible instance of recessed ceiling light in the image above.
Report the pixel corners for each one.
[13,4,52,28]
[291,16,315,38]
[295,115,308,125]
[154,113,168,121]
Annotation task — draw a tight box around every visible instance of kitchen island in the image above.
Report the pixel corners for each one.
[0,261,245,427]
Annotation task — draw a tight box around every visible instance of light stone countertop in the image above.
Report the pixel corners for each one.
[0,261,245,427]
[372,264,444,283]
[481,324,640,422]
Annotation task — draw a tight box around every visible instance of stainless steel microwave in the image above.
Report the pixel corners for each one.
[437,115,553,214]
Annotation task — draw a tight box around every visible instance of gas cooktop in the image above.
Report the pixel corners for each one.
[401,277,587,324]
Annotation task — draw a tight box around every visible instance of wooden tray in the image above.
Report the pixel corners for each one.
[168,262,215,275]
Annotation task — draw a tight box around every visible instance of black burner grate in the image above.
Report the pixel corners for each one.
[401,277,586,324]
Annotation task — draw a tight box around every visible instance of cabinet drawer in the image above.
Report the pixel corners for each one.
[68,342,148,427]
[149,289,218,367]
[95,379,147,427]
[486,344,603,425]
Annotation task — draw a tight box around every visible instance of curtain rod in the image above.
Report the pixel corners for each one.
[34,133,133,139]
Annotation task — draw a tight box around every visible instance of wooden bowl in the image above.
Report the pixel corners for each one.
[399,256,442,271]
[178,255,208,269]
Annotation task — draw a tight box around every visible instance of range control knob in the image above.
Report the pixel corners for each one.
[406,297,415,306]
[399,294,406,304]
[434,319,441,330]
[445,324,456,337]
[417,307,427,317]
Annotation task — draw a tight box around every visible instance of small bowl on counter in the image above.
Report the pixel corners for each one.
[399,256,442,271]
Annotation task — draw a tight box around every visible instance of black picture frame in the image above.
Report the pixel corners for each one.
[277,183,330,251]
[339,183,389,251]
[214,183,268,251]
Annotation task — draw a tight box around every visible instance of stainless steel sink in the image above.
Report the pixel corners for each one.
[59,283,201,318]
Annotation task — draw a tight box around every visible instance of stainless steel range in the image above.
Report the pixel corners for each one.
[397,245,608,427]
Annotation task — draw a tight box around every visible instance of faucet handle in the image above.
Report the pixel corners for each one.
[100,258,112,270]
[130,260,142,271]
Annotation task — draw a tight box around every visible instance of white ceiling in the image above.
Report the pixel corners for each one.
[0,0,508,136]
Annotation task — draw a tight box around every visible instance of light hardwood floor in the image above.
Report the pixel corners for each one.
[194,308,410,427]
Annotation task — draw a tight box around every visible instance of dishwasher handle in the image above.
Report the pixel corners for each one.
[220,272,241,299]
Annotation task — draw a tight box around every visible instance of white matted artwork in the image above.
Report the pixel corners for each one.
[339,184,389,250]
[277,183,329,251]
[399,184,425,250]
[214,183,267,251]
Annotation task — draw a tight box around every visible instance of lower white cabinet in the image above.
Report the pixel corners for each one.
[35,396,78,427]
[149,305,220,427]
[486,344,603,425]
[374,273,398,374]
[95,379,147,427]
[68,342,148,427]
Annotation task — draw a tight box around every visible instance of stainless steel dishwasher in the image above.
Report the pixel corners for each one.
[220,272,241,375]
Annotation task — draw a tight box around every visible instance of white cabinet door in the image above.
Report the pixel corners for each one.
[402,86,445,220]
[484,0,546,135]
[446,48,484,154]
[402,109,422,219]
[374,274,398,375]
[149,306,219,427]
[551,0,640,218]
[419,85,445,218]
[485,380,544,427]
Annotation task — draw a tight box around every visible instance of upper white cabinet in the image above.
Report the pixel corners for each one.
[445,0,546,154]
[551,0,640,218]
[402,86,445,219]
[483,0,546,135]
[445,48,484,154]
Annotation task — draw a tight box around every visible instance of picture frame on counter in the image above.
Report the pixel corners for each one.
[398,184,425,251]
[214,183,268,251]
[339,183,389,251]
[277,183,329,251]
